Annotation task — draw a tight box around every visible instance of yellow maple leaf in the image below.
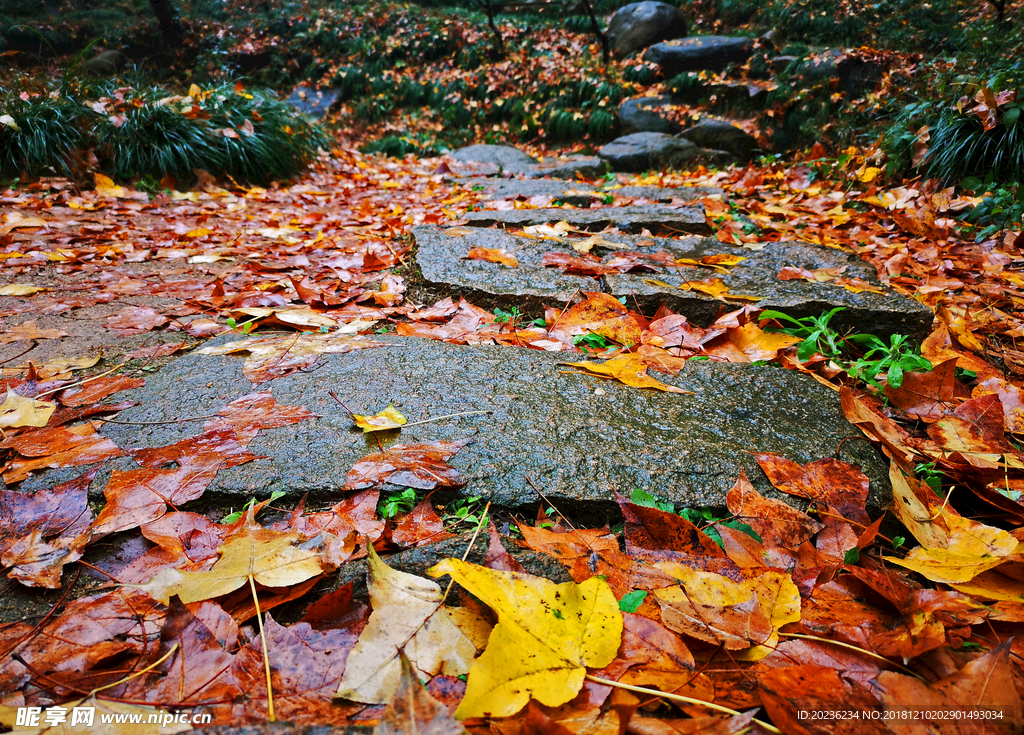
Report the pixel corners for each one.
[0,389,55,428]
[135,522,342,604]
[884,464,1019,584]
[428,558,622,719]
[353,403,407,432]
[560,354,692,393]
[675,254,746,273]
[94,173,127,198]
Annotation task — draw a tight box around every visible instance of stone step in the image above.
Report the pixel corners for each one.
[456,177,723,207]
[412,226,933,340]
[461,205,711,236]
[84,335,889,516]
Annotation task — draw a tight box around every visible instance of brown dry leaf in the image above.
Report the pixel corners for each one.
[0,321,68,345]
[197,332,388,383]
[725,471,823,548]
[560,354,691,393]
[344,438,472,491]
[653,564,800,658]
[391,497,455,548]
[465,246,518,267]
[754,453,871,526]
[548,292,643,347]
[105,306,171,335]
[723,322,801,361]
[373,654,466,735]
[0,389,55,428]
[0,468,94,587]
[59,376,145,407]
[136,513,343,604]
[757,665,888,735]
[884,358,957,421]
[1,423,124,484]
[336,547,488,704]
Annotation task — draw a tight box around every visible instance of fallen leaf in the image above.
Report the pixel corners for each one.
[344,438,472,491]
[0,389,55,428]
[1,423,124,484]
[352,402,407,432]
[373,654,466,735]
[0,696,191,735]
[336,548,487,704]
[0,284,46,296]
[136,514,343,604]
[465,247,518,267]
[197,332,388,383]
[94,173,128,198]
[560,354,691,393]
[427,558,622,719]
[726,471,823,548]
[0,321,67,344]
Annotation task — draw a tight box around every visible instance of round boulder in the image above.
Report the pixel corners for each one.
[643,36,754,75]
[607,2,688,59]
[598,132,699,172]
[450,144,539,173]
[618,96,681,135]
[678,118,757,161]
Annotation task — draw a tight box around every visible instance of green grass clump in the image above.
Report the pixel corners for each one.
[0,86,88,177]
[1,78,329,184]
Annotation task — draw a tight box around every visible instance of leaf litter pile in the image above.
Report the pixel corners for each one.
[2,147,1024,733]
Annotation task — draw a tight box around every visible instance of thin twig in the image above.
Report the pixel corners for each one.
[0,340,38,366]
[90,414,219,426]
[584,675,781,733]
[250,575,276,721]
[778,633,927,680]
[0,566,80,660]
[34,358,130,398]
[400,410,493,428]
[441,501,492,605]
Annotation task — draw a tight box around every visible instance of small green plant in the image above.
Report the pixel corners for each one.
[442,495,487,528]
[760,307,847,361]
[891,535,906,550]
[618,590,647,612]
[380,488,418,519]
[222,489,286,523]
[914,462,946,497]
[846,333,932,389]
[677,507,762,549]
[959,177,1024,242]
[573,332,613,354]
[225,316,257,335]
[630,487,673,512]
[493,306,522,325]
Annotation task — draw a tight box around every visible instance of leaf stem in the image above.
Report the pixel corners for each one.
[400,409,493,428]
[250,575,276,721]
[90,643,179,695]
[584,675,781,733]
[777,633,927,680]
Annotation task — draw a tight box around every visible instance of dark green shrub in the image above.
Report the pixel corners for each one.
[0,87,87,177]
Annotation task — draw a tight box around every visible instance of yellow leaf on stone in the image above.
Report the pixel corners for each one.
[353,403,407,432]
[0,390,55,428]
[427,558,622,720]
[569,234,628,254]
[336,548,488,705]
[0,284,45,296]
[675,254,746,273]
[136,524,341,604]
[560,354,691,394]
[94,173,128,198]
[184,227,214,238]
[857,166,882,183]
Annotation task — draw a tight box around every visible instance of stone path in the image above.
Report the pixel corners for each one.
[81,335,887,514]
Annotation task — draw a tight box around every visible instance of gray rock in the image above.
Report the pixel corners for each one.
[93,335,890,515]
[608,1,688,58]
[771,55,799,73]
[603,235,934,339]
[618,96,682,135]
[540,156,612,180]
[795,51,842,84]
[454,178,599,207]
[703,81,769,108]
[79,50,126,76]
[413,227,933,341]
[679,118,758,160]
[838,57,884,96]
[612,184,723,201]
[450,144,538,172]
[598,132,701,172]
[414,225,595,307]
[460,204,710,235]
[284,85,341,119]
[644,36,755,75]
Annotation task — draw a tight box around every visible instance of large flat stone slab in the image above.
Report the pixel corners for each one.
[413,227,933,340]
[414,226,594,307]
[461,205,711,236]
[91,336,889,514]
